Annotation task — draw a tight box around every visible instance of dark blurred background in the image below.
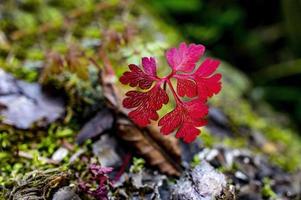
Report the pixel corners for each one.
[147,0,301,127]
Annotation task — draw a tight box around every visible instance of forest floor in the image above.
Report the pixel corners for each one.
[1,1,301,200]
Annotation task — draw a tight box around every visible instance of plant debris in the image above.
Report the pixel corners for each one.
[117,117,182,176]
[7,168,69,200]
[79,164,113,200]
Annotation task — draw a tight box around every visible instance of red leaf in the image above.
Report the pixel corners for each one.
[119,60,157,89]
[194,58,222,100]
[120,42,222,143]
[142,57,157,77]
[123,85,169,127]
[176,78,197,98]
[158,100,208,143]
[166,42,205,73]
[195,74,222,100]
[195,58,220,77]
[158,105,182,135]
[176,123,201,143]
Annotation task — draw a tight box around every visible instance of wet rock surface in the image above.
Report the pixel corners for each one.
[112,169,168,200]
[193,146,301,200]
[171,161,227,200]
[0,69,65,129]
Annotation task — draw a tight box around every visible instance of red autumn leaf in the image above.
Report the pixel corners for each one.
[142,57,157,77]
[120,42,222,143]
[195,58,220,77]
[173,58,221,100]
[194,58,222,100]
[195,74,222,100]
[119,57,158,89]
[176,78,197,98]
[123,85,169,127]
[166,42,205,73]
[158,100,208,143]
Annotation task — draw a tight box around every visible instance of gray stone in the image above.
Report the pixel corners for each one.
[171,161,227,200]
[51,147,69,162]
[52,186,81,200]
[0,69,65,129]
[92,135,122,167]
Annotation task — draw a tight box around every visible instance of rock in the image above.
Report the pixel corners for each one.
[0,69,19,94]
[113,169,168,200]
[69,149,85,163]
[250,131,267,148]
[92,135,122,167]
[76,109,114,144]
[0,69,65,129]
[51,147,69,162]
[208,108,229,127]
[238,181,262,200]
[171,161,227,200]
[207,108,233,137]
[192,146,301,199]
[179,139,202,165]
[52,186,81,200]
[238,193,263,200]
[234,171,249,183]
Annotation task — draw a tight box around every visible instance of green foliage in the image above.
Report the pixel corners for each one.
[282,0,301,57]
[0,123,79,189]
[150,0,202,13]
[0,57,39,82]
[261,178,277,199]
[130,157,146,173]
[200,129,217,147]
[191,155,201,168]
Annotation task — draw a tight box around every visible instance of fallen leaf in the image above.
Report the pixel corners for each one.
[117,116,181,176]
[76,108,114,144]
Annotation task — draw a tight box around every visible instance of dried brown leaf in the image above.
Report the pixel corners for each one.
[117,116,181,176]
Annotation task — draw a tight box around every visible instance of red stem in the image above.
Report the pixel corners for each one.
[167,79,182,104]
[158,70,186,105]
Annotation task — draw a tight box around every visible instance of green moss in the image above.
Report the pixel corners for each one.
[38,6,63,27]
[130,157,146,173]
[261,178,277,199]
[200,129,216,147]
[191,155,201,168]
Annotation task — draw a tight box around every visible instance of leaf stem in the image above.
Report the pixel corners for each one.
[167,79,182,104]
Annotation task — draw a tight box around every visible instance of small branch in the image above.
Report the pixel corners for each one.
[17,151,59,165]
